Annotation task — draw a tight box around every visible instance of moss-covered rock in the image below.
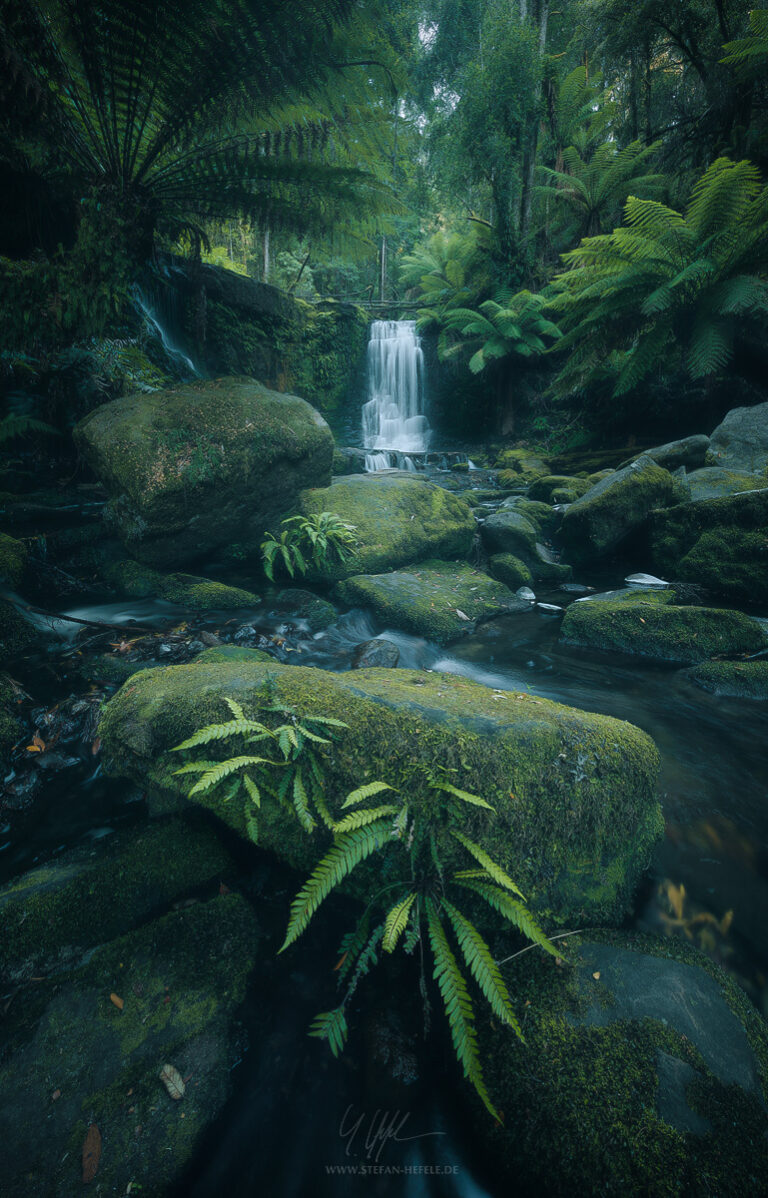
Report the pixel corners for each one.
[0,817,233,976]
[196,645,273,664]
[488,553,533,590]
[708,399,768,473]
[0,598,37,666]
[617,434,710,473]
[687,659,768,699]
[650,490,768,604]
[0,532,27,587]
[559,457,687,563]
[273,587,337,629]
[686,467,765,502]
[104,560,260,609]
[480,509,538,557]
[561,594,767,663]
[471,931,768,1197]
[0,674,21,774]
[493,449,549,485]
[98,661,663,927]
[74,376,334,567]
[528,475,592,504]
[335,560,527,644]
[0,893,259,1198]
[500,497,561,538]
[295,474,475,582]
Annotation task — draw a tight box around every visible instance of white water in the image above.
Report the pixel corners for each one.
[362,320,430,471]
[133,287,200,377]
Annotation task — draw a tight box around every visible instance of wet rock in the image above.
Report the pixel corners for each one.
[531,542,572,583]
[561,592,767,664]
[488,553,533,590]
[0,599,37,667]
[105,560,260,609]
[559,456,688,563]
[686,467,765,501]
[274,588,337,630]
[687,659,768,699]
[559,583,594,594]
[480,510,538,557]
[528,475,592,504]
[708,399,768,472]
[196,645,273,664]
[335,560,527,645]
[516,586,536,602]
[650,489,768,604]
[74,377,334,567]
[625,572,669,587]
[294,474,475,582]
[0,894,259,1197]
[99,660,663,927]
[0,533,27,588]
[618,433,710,472]
[471,933,768,1196]
[350,638,400,669]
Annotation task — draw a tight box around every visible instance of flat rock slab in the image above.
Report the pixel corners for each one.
[335,559,527,644]
[296,474,475,582]
[74,376,333,567]
[686,467,765,501]
[99,661,663,926]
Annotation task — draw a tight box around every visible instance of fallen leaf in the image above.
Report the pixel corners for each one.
[159,1063,185,1100]
[52,1089,61,1101]
[455,608,471,621]
[110,992,124,1011]
[592,971,601,981]
[26,732,46,753]
[218,882,230,896]
[91,737,101,755]
[82,1123,101,1182]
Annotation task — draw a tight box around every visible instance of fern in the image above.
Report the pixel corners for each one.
[382,891,417,953]
[441,899,522,1038]
[455,878,559,958]
[333,804,399,834]
[309,1007,348,1057]
[340,780,396,809]
[450,831,526,899]
[171,718,272,751]
[185,755,275,796]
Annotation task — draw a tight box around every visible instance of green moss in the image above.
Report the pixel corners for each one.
[196,645,273,663]
[506,498,560,536]
[0,599,36,666]
[274,587,337,629]
[0,894,259,1198]
[0,532,27,587]
[0,675,21,771]
[688,659,768,699]
[480,509,539,557]
[488,553,533,589]
[650,490,768,603]
[98,660,662,927]
[529,475,592,503]
[686,467,765,502]
[335,559,523,644]
[105,559,260,608]
[561,596,767,663]
[296,474,475,582]
[470,931,768,1197]
[0,817,232,974]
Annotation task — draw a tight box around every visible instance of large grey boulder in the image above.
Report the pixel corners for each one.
[709,400,768,473]
[686,466,766,501]
[618,434,710,472]
[559,456,687,563]
[74,377,334,567]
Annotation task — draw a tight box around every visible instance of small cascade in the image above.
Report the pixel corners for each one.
[362,320,430,470]
[133,286,200,378]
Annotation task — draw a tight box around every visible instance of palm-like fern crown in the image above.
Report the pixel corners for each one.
[1,0,399,247]
[549,157,768,396]
[721,9,768,72]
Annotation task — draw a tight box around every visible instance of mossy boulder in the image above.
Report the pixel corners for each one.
[471,932,768,1197]
[104,560,260,609]
[295,474,475,582]
[335,560,527,644]
[98,660,663,926]
[686,467,765,502]
[0,817,232,977]
[617,434,710,472]
[480,509,538,557]
[650,490,768,603]
[708,399,768,473]
[0,674,21,774]
[561,594,767,664]
[528,475,591,504]
[0,598,37,666]
[196,645,273,664]
[687,659,768,699]
[488,553,533,590]
[0,894,259,1198]
[559,456,688,563]
[273,587,337,630]
[500,497,561,538]
[494,449,549,486]
[74,376,334,567]
[0,532,27,587]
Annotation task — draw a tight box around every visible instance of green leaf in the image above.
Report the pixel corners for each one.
[441,899,522,1038]
[455,879,559,958]
[340,780,396,809]
[309,1007,348,1057]
[332,804,398,834]
[450,831,526,899]
[429,780,495,811]
[382,891,417,953]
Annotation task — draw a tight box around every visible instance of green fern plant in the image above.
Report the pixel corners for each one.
[280,765,558,1121]
[439,288,562,374]
[171,696,348,842]
[260,512,358,581]
[549,156,768,397]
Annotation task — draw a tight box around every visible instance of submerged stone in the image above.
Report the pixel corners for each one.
[561,593,767,664]
[98,660,663,927]
[350,638,400,668]
[470,932,768,1196]
[74,376,334,567]
[295,474,475,582]
[335,559,526,644]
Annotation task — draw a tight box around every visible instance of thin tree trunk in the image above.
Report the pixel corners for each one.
[519,0,549,254]
[263,224,270,283]
[379,235,387,302]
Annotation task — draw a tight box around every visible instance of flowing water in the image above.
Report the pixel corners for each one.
[362,321,431,471]
[4,546,768,1194]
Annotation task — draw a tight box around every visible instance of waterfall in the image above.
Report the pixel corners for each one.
[133,286,200,378]
[362,320,430,471]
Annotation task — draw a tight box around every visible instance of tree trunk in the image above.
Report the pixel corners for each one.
[263,224,270,283]
[519,0,549,256]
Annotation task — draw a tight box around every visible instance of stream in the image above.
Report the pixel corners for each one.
[3,528,768,1195]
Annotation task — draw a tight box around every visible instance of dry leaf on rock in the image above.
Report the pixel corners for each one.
[159,1063,185,1100]
[82,1123,101,1182]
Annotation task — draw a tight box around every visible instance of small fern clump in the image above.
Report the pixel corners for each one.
[260,512,359,581]
[171,696,348,843]
[280,766,558,1121]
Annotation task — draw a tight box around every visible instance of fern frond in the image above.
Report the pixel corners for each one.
[309,1007,348,1057]
[280,820,391,951]
[425,898,500,1122]
[187,755,275,796]
[429,780,495,811]
[224,698,245,721]
[450,831,526,899]
[441,900,522,1038]
[332,804,398,834]
[382,891,417,953]
[455,879,558,958]
[243,774,261,807]
[340,780,396,809]
[292,769,316,832]
[171,718,271,751]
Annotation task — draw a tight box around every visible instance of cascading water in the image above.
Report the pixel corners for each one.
[362,320,431,471]
[133,286,200,378]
